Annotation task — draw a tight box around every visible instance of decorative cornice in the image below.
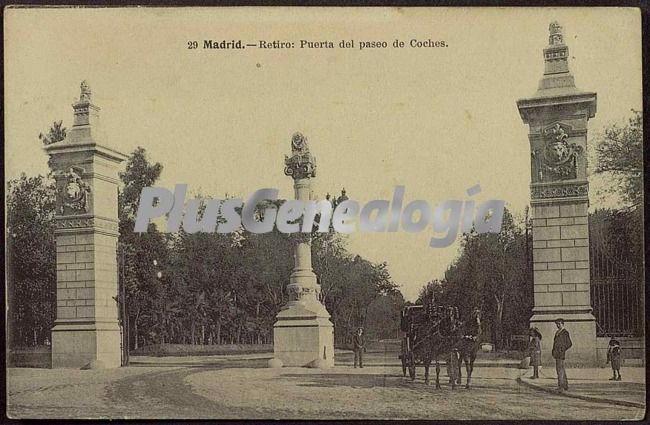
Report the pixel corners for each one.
[45,141,128,163]
[530,181,589,205]
[517,92,597,123]
[83,172,121,185]
[54,215,119,236]
[286,282,320,302]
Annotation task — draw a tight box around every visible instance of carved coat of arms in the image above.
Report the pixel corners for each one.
[56,167,91,214]
[533,123,582,182]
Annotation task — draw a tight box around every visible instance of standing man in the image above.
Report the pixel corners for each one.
[552,318,572,391]
[353,327,365,368]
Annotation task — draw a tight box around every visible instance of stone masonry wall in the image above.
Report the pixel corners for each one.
[532,202,590,308]
[55,232,118,322]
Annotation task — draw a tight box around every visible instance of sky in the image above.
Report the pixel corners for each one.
[4,7,642,301]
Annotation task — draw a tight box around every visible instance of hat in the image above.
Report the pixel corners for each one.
[530,327,542,340]
[554,318,565,324]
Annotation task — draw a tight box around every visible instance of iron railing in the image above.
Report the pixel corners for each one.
[591,279,644,337]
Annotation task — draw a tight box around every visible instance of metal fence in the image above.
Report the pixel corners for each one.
[591,279,644,337]
[589,209,644,337]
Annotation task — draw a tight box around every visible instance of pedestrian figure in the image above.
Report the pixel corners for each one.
[353,327,365,368]
[551,318,572,391]
[528,327,542,379]
[606,338,622,381]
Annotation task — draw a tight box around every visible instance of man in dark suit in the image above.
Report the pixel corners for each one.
[552,318,572,391]
[353,327,365,368]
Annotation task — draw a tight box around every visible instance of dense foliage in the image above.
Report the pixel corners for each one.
[8,110,641,350]
[6,175,57,346]
[7,144,404,349]
[38,120,66,146]
[592,110,642,207]
[417,208,534,350]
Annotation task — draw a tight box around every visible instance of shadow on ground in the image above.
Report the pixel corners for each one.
[281,371,525,395]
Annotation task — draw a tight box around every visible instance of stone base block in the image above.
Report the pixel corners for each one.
[52,320,121,368]
[273,302,334,367]
[530,309,597,366]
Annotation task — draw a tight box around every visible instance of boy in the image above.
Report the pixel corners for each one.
[606,338,622,381]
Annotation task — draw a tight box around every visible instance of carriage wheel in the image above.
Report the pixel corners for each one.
[408,352,416,380]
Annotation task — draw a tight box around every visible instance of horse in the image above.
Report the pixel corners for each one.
[417,305,464,389]
[454,307,482,389]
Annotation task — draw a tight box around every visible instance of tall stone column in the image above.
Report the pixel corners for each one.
[45,81,128,368]
[517,22,597,365]
[273,132,334,367]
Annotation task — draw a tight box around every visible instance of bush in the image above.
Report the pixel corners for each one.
[8,345,51,368]
[131,343,272,357]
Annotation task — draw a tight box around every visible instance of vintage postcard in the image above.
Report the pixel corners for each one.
[4,7,644,420]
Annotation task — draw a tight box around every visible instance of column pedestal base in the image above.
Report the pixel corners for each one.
[530,308,597,367]
[273,302,334,368]
[51,320,121,369]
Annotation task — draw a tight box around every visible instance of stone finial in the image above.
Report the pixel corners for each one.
[540,20,571,79]
[290,132,309,155]
[72,80,100,127]
[284,132,316,179]
[548,21,564,45]
[80,80,91,102]
[337,188,348,204]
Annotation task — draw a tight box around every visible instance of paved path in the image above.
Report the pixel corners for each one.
[7,354,645,420]
[518,366,645,408]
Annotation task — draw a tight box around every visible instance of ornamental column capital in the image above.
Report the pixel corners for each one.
[284,132,316,180]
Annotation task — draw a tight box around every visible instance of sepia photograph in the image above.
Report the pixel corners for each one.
[4,6,645,420]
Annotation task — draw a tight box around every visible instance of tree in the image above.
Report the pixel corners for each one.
[6,174,57,347]
[364,291,405,341]
[8,144,408,349]
[168,226,245,344]
[592,110,642,207]
[420,207,533,350]
[316,250,400,346]
[119,146,164,223]
[39,121,66,145]
[118,147,167,350]
[417,279,444,305]
[312,231,348,305]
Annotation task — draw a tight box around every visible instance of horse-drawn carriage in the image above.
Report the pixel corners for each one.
[399,304,426,379]
[398,301,482,389]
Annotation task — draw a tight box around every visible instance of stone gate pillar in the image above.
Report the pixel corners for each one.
[273,132,334,367]
[517,22,598,365]
[45,81,128,368]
